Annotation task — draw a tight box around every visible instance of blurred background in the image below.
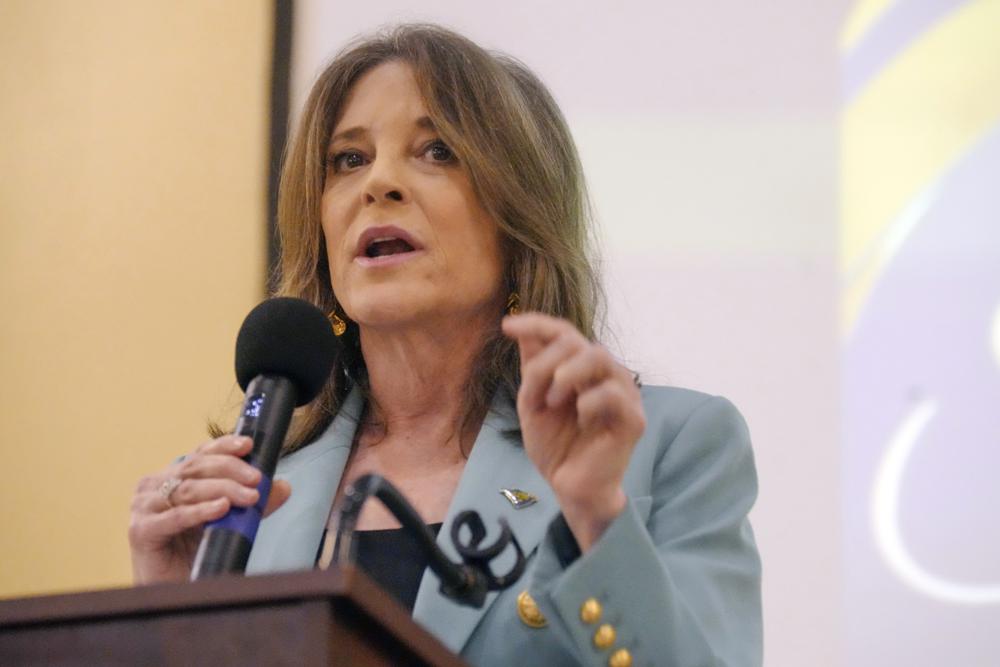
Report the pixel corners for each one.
[1,1,997,665]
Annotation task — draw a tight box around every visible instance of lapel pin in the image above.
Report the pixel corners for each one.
[500,488,537,509]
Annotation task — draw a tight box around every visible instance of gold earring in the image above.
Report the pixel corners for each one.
[329,309,347,336]
[505,292,520,315]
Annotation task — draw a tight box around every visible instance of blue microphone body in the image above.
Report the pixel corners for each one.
[188,296,338,580]
[190,375,295,579]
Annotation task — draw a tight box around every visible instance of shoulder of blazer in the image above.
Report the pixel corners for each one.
[639,385,747,437]
[624,385,751,490]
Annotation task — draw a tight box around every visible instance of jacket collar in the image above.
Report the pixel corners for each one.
[410,392,558,652]
[245,386,363,574]
[247,385,559,653]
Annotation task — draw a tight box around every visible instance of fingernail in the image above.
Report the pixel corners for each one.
[245,468,261,483]
[241,488,258,502]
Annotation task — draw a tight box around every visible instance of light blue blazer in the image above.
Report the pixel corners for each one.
[246,385,762,666]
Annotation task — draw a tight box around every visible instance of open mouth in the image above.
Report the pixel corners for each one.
[365,237,416,258]
[355,225,423,265]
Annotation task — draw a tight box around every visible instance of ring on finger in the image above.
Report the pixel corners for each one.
[159,477,183,508]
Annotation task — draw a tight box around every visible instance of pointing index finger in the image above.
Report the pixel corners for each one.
[502,313,577,345]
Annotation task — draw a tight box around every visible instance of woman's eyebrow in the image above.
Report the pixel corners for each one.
[329,117,437,149]
[329,126,366,145]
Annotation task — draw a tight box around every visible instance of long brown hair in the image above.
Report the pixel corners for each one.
[274,24,604,453]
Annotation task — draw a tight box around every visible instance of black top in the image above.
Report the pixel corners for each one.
[316,514,581,613]
[353,523,444,612]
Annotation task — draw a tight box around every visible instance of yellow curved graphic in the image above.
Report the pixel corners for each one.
[841,0,1000,334]
[840,0,896,52]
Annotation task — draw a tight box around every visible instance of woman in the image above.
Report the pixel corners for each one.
[129,24,761,666]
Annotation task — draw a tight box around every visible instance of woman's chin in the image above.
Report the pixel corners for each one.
[349,299,494,334]
[348,300,426,330]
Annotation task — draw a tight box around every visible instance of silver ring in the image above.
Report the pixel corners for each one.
[159,477,183,508]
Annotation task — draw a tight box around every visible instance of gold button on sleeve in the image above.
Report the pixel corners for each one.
[608,648,633,667]
[580,597,602,624]
[517,590,548,628]
[593,623,616,649]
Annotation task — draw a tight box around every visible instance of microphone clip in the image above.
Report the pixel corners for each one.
[442,510,526,607]
[330,474,526,608]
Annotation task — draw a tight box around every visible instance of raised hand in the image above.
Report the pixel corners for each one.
[502,312,645,551]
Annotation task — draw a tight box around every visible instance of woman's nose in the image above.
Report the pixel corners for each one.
[362,158,408,205]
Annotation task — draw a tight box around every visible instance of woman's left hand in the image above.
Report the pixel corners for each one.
[502,312,646,551]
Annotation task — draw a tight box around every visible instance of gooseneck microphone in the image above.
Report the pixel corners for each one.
[190,297,338,580]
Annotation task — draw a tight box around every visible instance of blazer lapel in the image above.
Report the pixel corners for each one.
[246,385,363,574]
[411,394,559,653]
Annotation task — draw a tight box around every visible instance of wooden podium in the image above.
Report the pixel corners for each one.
[0,566,469,666]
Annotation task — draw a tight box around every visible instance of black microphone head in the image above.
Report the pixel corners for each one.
[235,297,338,406]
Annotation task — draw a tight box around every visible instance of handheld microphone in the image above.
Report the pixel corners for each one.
[190,297,338,579]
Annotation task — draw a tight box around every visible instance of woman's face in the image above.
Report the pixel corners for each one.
[321,61,504,332]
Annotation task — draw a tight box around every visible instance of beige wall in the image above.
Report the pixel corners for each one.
[0,1,272,598]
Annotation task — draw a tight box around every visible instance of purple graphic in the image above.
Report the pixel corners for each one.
[845,123,1000,665]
